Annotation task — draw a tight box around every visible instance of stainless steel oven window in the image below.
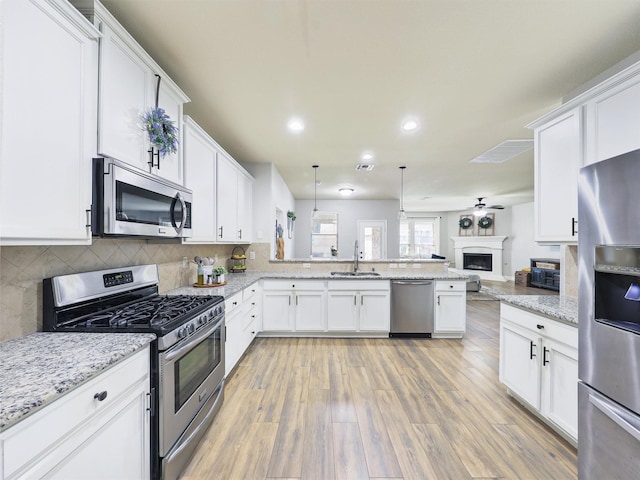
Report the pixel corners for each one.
[174,327,221,411]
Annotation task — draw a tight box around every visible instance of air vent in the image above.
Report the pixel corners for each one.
[469,139,533,164]
[355,164,375,171]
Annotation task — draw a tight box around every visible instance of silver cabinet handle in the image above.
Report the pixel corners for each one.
[590,393,640,443]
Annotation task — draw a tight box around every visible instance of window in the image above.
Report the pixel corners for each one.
[399,217,440,258]
[311,212,338,258]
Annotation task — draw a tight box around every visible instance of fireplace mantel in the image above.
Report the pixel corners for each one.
[450,236,508,281]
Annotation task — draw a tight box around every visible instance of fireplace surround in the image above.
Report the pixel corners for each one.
[451,236,507,281]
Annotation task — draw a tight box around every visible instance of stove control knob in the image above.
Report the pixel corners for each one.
[198,315,205,325]
[177,327,188,338]
[187,323,195,334]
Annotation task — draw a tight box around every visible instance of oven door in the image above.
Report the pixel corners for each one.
[94,157,192,238]
[158,315,225,457]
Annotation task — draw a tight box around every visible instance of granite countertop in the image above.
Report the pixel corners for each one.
[167,270,468,298]
[499,295,578,326]
[0,332,155,432]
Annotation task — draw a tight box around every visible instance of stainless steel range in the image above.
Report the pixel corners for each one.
[43,264,225,480]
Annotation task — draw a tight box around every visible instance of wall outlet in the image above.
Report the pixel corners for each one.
[303,263,311,268]
[182,257,188,268]
[413,263,421,269]
[399,263,407,268]
[249,251,256,260]
[389,263,398,269]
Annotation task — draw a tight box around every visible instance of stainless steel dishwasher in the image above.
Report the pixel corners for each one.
[390,280,434,337]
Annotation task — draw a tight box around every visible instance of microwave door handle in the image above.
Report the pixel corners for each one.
[170,192,187,234]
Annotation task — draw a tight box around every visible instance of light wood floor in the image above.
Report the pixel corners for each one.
[181,288,577,480]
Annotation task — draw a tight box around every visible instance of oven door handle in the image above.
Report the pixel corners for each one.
[590,393,640,443]
[164,317,223,362]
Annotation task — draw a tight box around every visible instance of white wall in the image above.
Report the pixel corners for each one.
[293,199,400,259]
[510,202,560,271]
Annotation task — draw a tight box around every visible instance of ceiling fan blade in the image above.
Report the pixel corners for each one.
[487,205,504,209]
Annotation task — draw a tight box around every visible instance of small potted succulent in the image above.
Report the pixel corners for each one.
[214,266,227,284]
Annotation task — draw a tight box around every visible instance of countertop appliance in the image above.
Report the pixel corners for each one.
[92,157,193,239]
[43,265,224,480]
[578,149,640,478]
[389,279,434,337]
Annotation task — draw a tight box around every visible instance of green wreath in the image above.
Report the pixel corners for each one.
[459,217,472,229]
[478,216,493,229]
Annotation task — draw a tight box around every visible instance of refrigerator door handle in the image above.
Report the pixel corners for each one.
[590,393,640,443]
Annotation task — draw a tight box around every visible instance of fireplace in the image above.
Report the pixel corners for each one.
[463,253,492,272]
[451,236,508,281]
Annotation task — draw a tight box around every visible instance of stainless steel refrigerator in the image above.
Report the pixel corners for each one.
[578,149,640,478]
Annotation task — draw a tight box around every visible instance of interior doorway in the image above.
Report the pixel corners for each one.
[358,220,387,260]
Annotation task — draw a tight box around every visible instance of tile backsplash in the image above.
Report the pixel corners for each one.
[0,239,240,342]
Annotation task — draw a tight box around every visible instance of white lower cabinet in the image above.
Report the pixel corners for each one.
[327,281,390,332]
[0,346,151,480]
[434,281,466,337]
[262,280,325,333]
[499,303,578,444]
[225,284,262,376]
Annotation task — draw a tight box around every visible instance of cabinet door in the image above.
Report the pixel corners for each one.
[434,291,466,334]
[225,309,244,376]
[98,22,153,171]
[585,76,640,165]
[216,154,239,242]
[183,118,217,243]
[500,321,541,409]
[534,108,582,243]
[359,291,390,331]
[150,81,184,184]
[294,291,326,331]
[1,0,98,245]
[262,292,293,331]
[541,337,578,440]
[327,291,358,331]
[237,172,253,243]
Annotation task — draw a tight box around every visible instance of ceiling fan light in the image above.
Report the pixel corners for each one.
[473,209,487,217]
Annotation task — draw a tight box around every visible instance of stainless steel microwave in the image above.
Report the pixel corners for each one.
[92,157,192,238]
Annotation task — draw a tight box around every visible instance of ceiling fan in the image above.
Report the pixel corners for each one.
[469,197,504,216]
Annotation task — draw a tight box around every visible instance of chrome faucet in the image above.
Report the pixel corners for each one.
[354,240,359,273]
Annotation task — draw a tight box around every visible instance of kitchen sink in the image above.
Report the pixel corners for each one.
[330,271,381,277]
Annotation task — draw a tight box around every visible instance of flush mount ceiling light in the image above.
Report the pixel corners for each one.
[312,165,320,218]
[287,117,305,133]
[361,152,374,161]
[401,118,419,133]
[397,166,407,220]
[339,187,354,196]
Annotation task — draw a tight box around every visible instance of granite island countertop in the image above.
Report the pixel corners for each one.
[166,270,468,298]
[0,332,155,432]
[498,295,578,326]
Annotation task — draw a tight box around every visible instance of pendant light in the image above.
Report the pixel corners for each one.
[397,166,407,220]
[312,165,320,218]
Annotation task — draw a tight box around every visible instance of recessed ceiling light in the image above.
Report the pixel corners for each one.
[401,119,419,132]
[339,188,354,196]
[287,117,305,133]
[361,152,374,161]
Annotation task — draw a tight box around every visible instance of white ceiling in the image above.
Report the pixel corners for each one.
[101,0,640,212]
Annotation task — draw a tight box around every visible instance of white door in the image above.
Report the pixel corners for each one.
[327,291,358,330]
[358,221,387,260]
[216,154,239,242]
[434,291,466,333]
[294,291,326,331]
[500,322,541,409]
[359,291,390,331]
[262,292,292,331]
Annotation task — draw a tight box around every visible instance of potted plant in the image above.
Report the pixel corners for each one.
[214,266,227,284]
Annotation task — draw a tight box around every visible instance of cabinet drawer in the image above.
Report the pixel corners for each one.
[243,283,260,302]
[328,280,389,291]
[501,303,577,348]
[225,292,243,316]
[263,280,325,291]
[436,281,466,292]
[2,347,149,478]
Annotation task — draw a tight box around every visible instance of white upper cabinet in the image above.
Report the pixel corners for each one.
[73,0,190,183]
[182,116,217,243]
[584,72,640,165]
[1,0,99,245]
[533,108,582,243]
[216,154,254,243]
